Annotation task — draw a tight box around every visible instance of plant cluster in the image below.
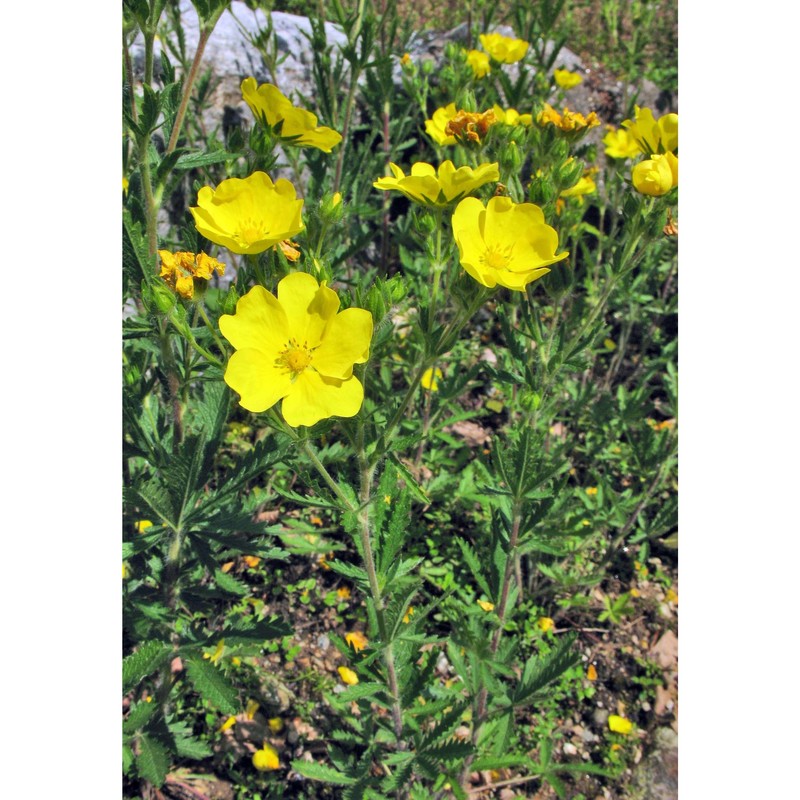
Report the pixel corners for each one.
[123,0,677,797]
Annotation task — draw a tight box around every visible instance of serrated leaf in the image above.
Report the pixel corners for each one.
[222,614,292,645]
[513,633,580,706]
[336,682,387,702]
[136,733,170,787]
[122,700,158,734]
[122,743,135,775]
[455,538,493,598]
[327,559,369,584]
[175,150,239,169]
[213,568,250,596]
[185,655,238,714]
[172,735,213,760]
[123,641,170,693]
[420,738,475,763]
[290,759,357,785]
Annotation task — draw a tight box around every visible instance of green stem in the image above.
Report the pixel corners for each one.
[196,302,228,358]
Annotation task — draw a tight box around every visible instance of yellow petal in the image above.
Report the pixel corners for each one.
[219,285,289,357]
[338,666,359,685]
[608,714,633,734]
[312,307,373,379]
[252,743,280,770]
[277,272,339,347]
[224,349,293,413]
[281,370,364,427]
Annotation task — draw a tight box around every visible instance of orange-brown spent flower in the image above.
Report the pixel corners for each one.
[242,555,261,568]
[159,250,225,299]
[277,239,301,261]
[345,631,368,652]
[537,104,600,133]
[445,109,497,144]
[586,664,598,681]
[663,210,678,237]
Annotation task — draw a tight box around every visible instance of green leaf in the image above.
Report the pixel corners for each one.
[327,559,369,585]
[290,759,357,785]
[455,538,492,598]
[173,735,213,760]
[136,733,170,787]
[213,568,250,596]
[512,633,580,706]
[386,453,430,503]
[185,655,238,714]
[222,614,292,645]
[174,150,239,170]
[123,641,170,693]
[122,700,158,734]
[336,682,387,702]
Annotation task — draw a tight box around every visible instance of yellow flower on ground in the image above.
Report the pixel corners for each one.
[191,172,304,255]
[242,555,261,568]
[586,664,598,681]
[135,520,153,534]
[218,715,237,733]
[586,486,598,496]
[445,108,497,146]
[608,714,634,734]
[602,126,642,159]
[451,196,568,292]
[403,606,415,623]
[241,77,342,152]
[268,717,284,733]
[492,105,533,126]
[622,106,678,155]
[374,160,499,208]
[632,152,678,196]
[537,616,555,632]
[159,251,225,300]
[337,586,351,600]
[421,367,443,391]
[219,272,373,427]
[245,700,260,719]
[479,32,529,63]
[665,588,678,604]
[465,49,491,77]
[122,562,131,580]
[345,631,368,652]
[338,666,359,685]
[477,600,495,612]
[538,104,600,132]
[554,69,582,89]
[252,743,280,771]
[425,103,458,146]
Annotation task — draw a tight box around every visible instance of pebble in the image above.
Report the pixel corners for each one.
[641,701,651,712]
[563,742,578,756]
[593,708,609,726]
[317,634,330,651]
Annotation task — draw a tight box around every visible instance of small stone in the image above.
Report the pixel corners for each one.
[563,742,578,756]
[582,729,597,743]
[593,708,609,726]
[641,701,651,712]
[317,634,330,651]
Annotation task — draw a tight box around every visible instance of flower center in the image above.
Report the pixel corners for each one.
[481,243,513,270]
[277,339,313,374]
[238,217,268,245]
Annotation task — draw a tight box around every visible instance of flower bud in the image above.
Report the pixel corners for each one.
[221,285,239,316]
[320,191,344,223]
[151,281,177,314]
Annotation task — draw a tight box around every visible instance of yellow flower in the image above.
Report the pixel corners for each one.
[338,666,359,685]
[425,103,458,145]
[402,606,415,623]
[554,69,582,89]
[190,172,304,256]
[622,106,678,155]
[243,555,261,568]
[158,251,225,300]
[465,49,491,78]
[218,715,237,733]
[268,717,284,733]
[445,108,497,146]
[537,616,554,632]
[400,52,411,66]
[337,586,351,600]
[241,77,342,152]
[204,640,225,665]
[252,743,280,771]
[586,664,598,681]
[479,32,529,63]
[560,171,597,200]
[477,600,495,612]
[135,520,153,534]
[632,152,678,196]
[602,126,642,160]
[122,562,131,580]
[219,272,373,427]
[122,176,129,196]
[537,104,600,132]
[608,714,634,735]
[245,700,260,719]
[451,196,568,292]
[345,631,368,652]
[374,160,499,208]
[586,486,598,496]
[421,367,443,391]
[492,105,533,126]
[665,588,678,604]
